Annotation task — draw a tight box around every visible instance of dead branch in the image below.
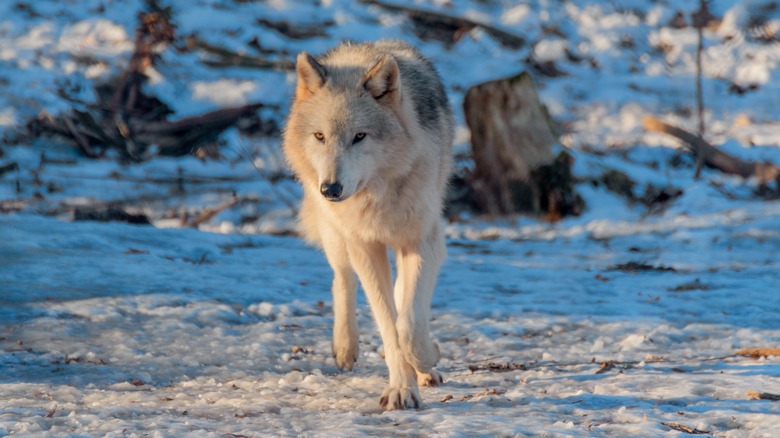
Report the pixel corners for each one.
[256,18,330,40]
[661,423,709,435]
[184,194,239,228]
[359,0,525,48]
[62,115,101,158]
[736,348,780,358]
[0,162,19,176]
[747,390,780,401]
[110,9,175,113]
[187,37,295,71]
[643,116,780,185]
[692,0,712,137]
[692,0,711,178]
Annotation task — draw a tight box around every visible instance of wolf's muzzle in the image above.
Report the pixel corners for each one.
[320,181,343,201]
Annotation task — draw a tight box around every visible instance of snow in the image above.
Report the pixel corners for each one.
[2,0,780,436]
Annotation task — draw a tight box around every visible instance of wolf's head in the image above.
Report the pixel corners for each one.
[284,50,413,203]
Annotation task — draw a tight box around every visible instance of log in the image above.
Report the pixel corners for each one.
[359,0,525,48]
[132,103,264,156]
[188,37,295,71]
[463,71,582,218]
[643,116,780,185]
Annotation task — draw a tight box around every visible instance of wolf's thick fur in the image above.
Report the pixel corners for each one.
[282,40,453,410]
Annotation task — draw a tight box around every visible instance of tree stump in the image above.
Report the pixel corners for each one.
[463,71,583,219]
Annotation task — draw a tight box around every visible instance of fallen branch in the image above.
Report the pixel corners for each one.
[359,0,525,48]
[0,161,19,176]
[643,116,780,185]
[62,114,100,158]
[131,103,264,156]
[183,194,239,228]
[256,18,330,40]
[661,422,709,435]
[187,37,295,71]
[736,348,780,358]
[747,390,780,401]
[72,204,151,225]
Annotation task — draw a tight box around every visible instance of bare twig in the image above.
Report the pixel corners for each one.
[451,353,743,378]
[185,194,239,228]
[661,422,709,434]
[62,115,101,158]
[693,0,709,137]
[643,116,780,185]
[692,0,712,179]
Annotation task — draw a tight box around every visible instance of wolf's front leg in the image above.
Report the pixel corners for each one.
[347,241,421,410]
[321,231,359,371]
[395,223,445,375]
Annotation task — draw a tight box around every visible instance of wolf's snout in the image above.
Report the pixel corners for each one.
[320,181,343,201]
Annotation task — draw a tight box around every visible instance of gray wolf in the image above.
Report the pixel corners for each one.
[282,40,453,410]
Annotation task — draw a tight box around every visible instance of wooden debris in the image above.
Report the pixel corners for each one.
[256,18,331,40]
[110,9,175,115]
[123,248,150,255]
[72,204,151,225]
[661,422,710,434]
[131,103,264,157]
[669,278,711,292]
[182,194,239,228]
[736,348,780,358]
[359,0,525,48]
[747,390,780,401]
[468,362,527,373]
[0,199,28,213]
[643,116,780,186]
[186,36,295,70]
[595,360,616,374]
[23,7,267,161]
[609,261,676,273]
[443,388,505,403]
[0,161,19,176]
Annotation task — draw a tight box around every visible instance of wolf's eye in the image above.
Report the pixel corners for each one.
[314,132,325,141]
[353,132,367,144]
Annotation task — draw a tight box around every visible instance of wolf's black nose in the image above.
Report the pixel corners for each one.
[320,181,343,200]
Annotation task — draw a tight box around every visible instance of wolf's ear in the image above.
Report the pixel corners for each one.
[296,52,327,101]
[363,56,400,105]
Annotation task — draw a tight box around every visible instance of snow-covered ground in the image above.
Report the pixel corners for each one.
[2,0,780,436]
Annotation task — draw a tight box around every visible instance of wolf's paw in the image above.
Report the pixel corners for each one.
[379,386,422,410]
[332,342,358,371]
[417,368,444,387]
[332,332,358,371]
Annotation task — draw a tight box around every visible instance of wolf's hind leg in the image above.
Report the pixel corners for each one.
[395,224,445,373]
[321,231,359,371]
